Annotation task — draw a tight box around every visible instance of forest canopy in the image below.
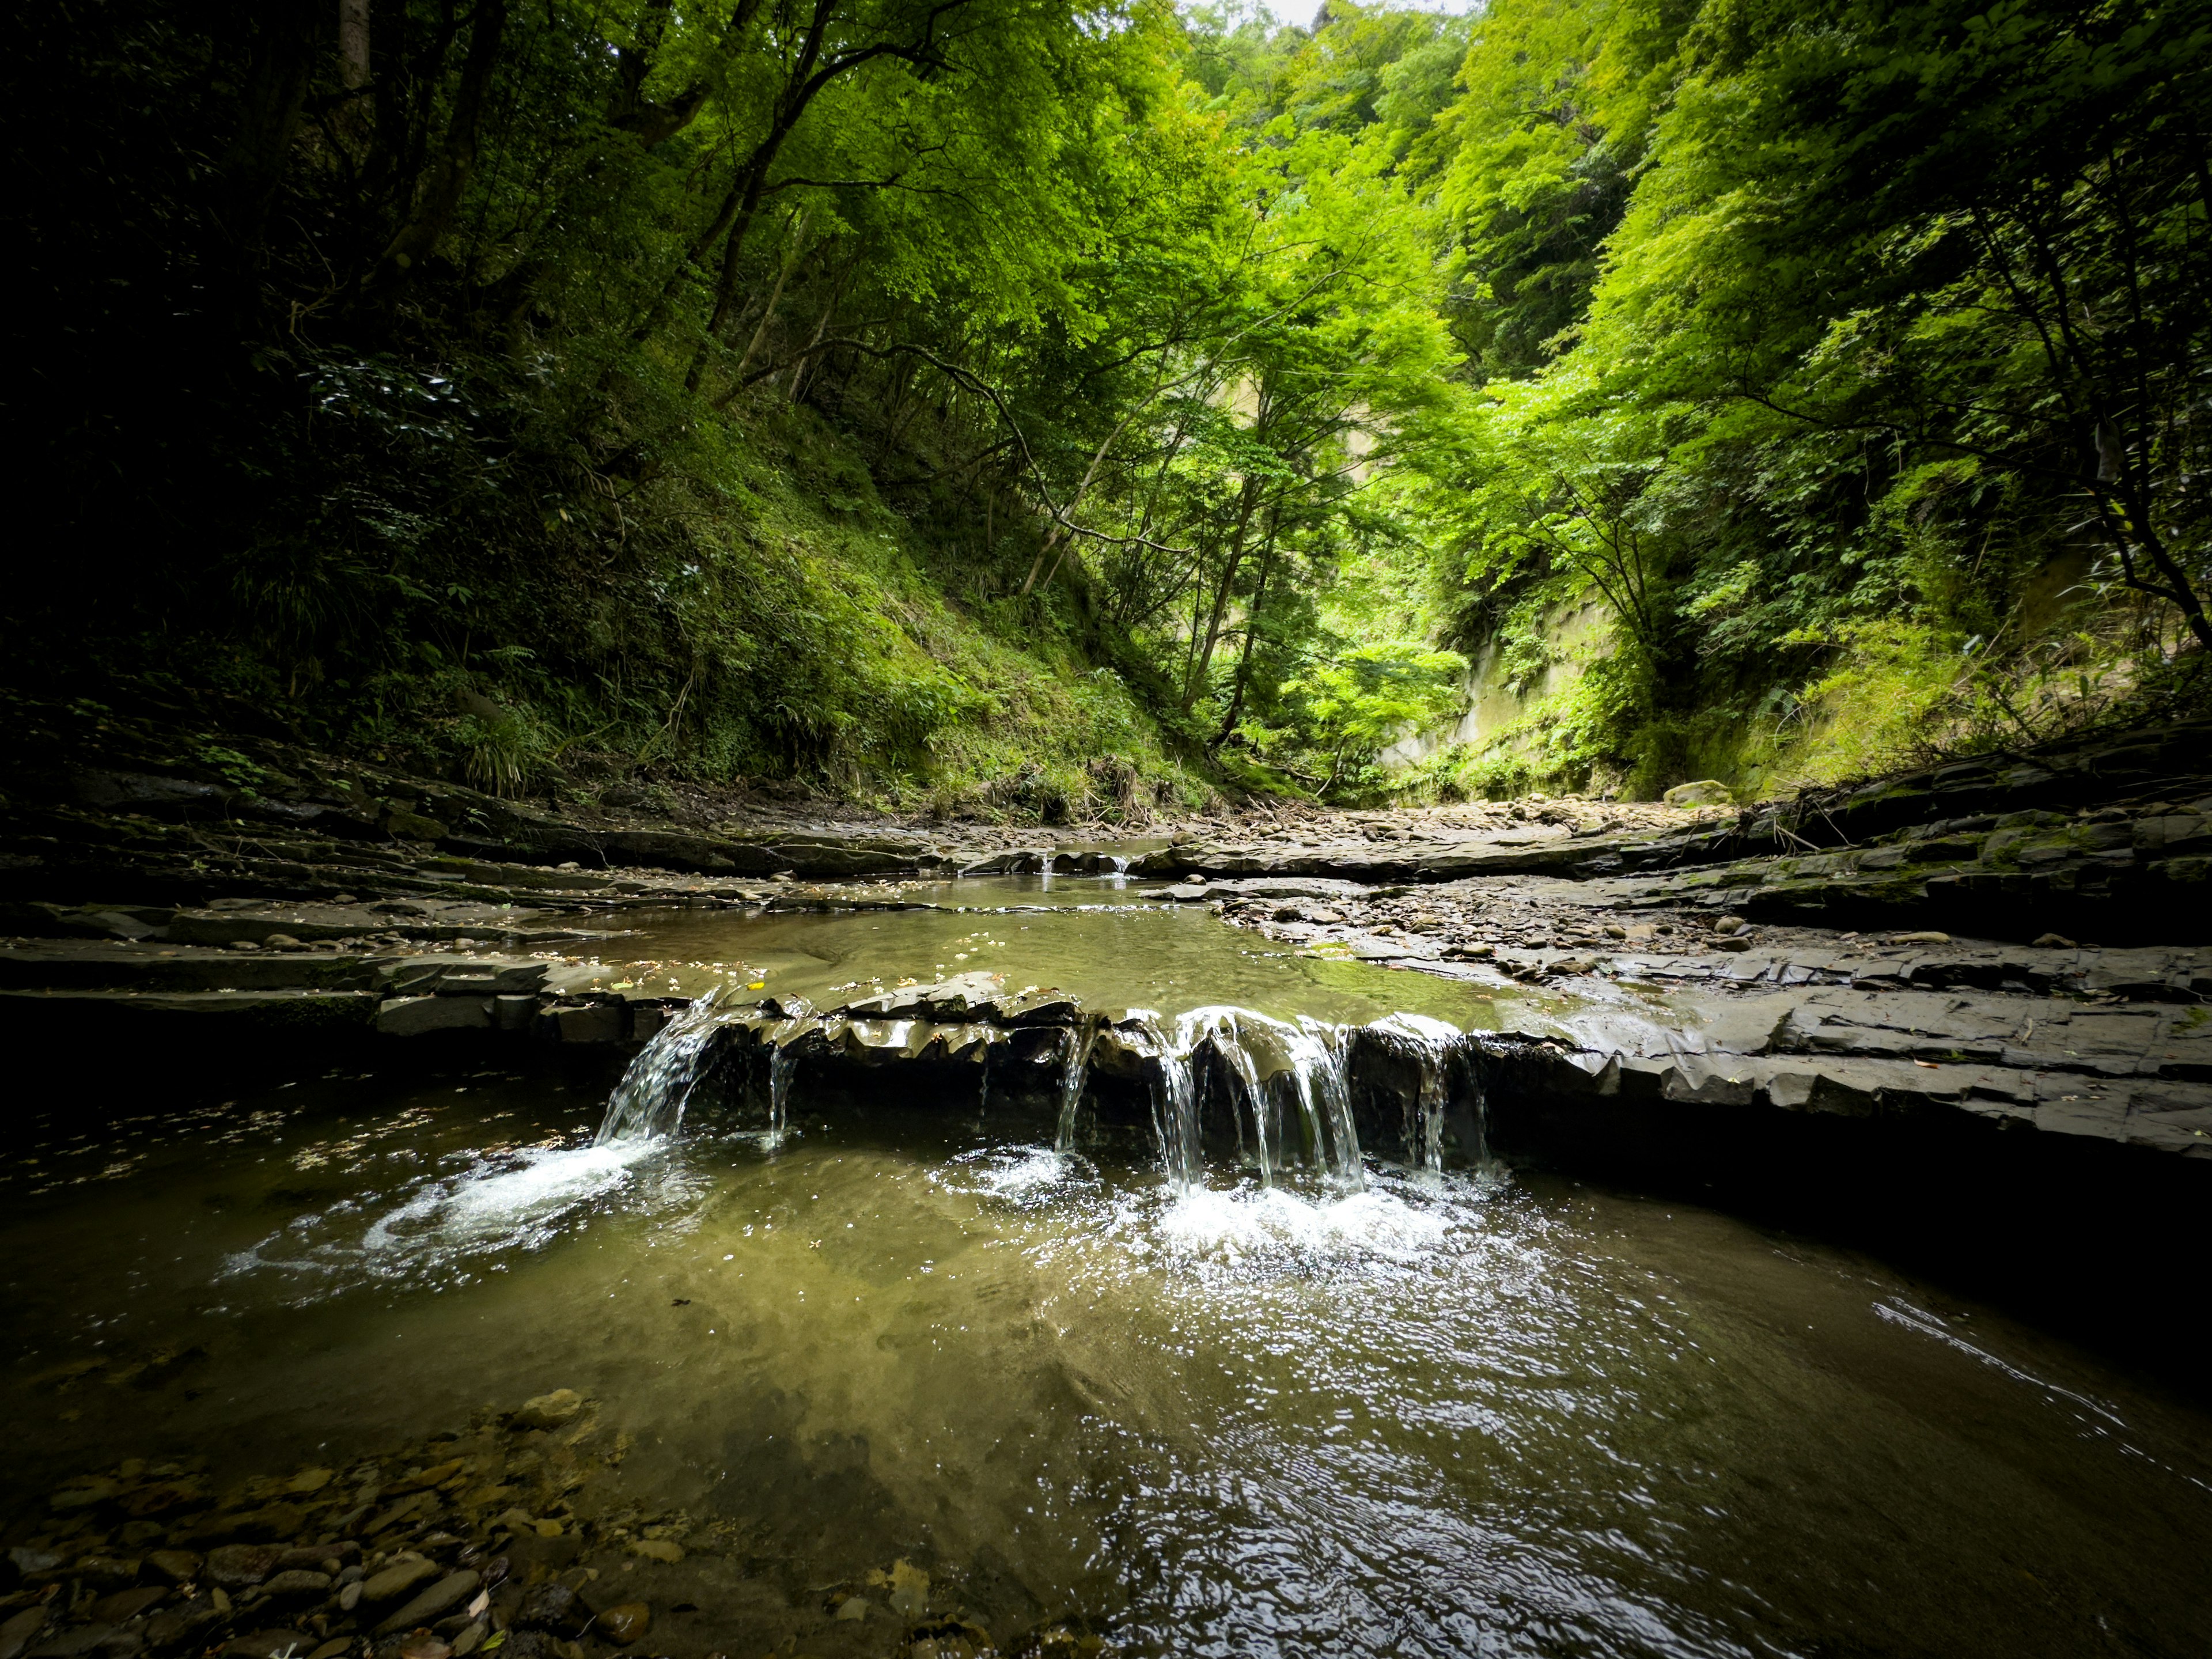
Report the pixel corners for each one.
[6,0,2208,811]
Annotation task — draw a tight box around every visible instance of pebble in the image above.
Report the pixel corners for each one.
[510,1391,582,1432]
[594,1604,650,1645]
[375,1571,480,1638]
[626,1540,681,1564]
[257,1570,332,1600]
[359,1557,441,1605]
[206,1546,285,1590]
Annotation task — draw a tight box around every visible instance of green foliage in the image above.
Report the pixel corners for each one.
[8,0,2206,810]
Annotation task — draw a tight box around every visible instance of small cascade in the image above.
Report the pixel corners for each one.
[1137,1014,1205,1189]
[1138,1007,1365,1192]
[1106,854,1131,886]
[764,1027,804,1145]
[1374,1013,1462,1172]
[595,993,728,1143]
[1054,1020,1097,1152]
[1288,1018,1364,1192]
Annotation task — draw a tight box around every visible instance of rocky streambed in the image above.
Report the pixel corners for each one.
[0,1390,1080,1659]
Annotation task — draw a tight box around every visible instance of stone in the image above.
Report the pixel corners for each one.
[1891,930,1952,945]
[382,808,450,843]
[357,1558,441,1606]
[26,1629,114,1659]
[219,1633,312,1659]
[52,1478,121,1513]
[511,1389,582,1431]
[205,1546,285,1590]
[382,1460,464,1496]
[377,995,490,1036]
[256,1571,331,1601]
[511,1584,588,1635]
[2033,932,2077,948]
[1663,780,1733,808]
[550,1003,625,1043]
[593,1605,649,1645]
[1,1609,50,1659]
[75,1558,143,1590]
[362,1491,435,1537]
[89,1591,166,1627]
[373,1573,480,1637]
[141,1608,221,1654]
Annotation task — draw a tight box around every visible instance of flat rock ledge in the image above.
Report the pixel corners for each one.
[9,941,2205,1168]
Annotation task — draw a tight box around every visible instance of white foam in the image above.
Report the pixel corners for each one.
[1149,1180,1452,1264]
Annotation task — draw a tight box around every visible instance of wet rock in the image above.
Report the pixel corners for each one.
[255,1571,331,1603]
[382,1461,463,1497]
[510,1584,589,1635]
[26,1626,115,1659]
[1008,1623,1111,1658]
[1664,781,1733,808]
[1,1608,51,1659]
[376,995,490,1036]
[74,1558,143,1590]
[88,1591,166,1626]
[361,1494,437,1537]
[140,1607,221,1653]
[510,1391,582,1432]
[51,1478,120,1513]
[373,1573,479,1637]
[274,1546,351,1575]
[218,1632,312,1659]
[548,1004,624,1043]
[624,1541,680,1565]
[907,1616,997,1659]
[356,1558,440,1607]
[205,1547,285,1590]
[592,1604,647,1645]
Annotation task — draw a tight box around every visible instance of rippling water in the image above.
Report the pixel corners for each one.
[7,1067,2211,1658]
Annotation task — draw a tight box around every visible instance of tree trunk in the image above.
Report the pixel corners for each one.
[368,0,507,290]
[338,0,370,87]
[1181,476,1260,712]
[1212,506,1279,747]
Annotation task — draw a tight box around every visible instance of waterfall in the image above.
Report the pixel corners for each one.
[1138,1007,1365,1192]
[1373,1013,1461,1172]
[766,1039,799,1144]
[1054,1020,1097,1152]
[595,994,728,1143]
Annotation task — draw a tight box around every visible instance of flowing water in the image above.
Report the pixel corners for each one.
[8,884,2212,1657]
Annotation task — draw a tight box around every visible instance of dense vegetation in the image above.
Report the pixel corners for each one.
[7,0,2208,813]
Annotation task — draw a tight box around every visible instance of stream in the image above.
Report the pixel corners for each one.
[7,874,2212,1657]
